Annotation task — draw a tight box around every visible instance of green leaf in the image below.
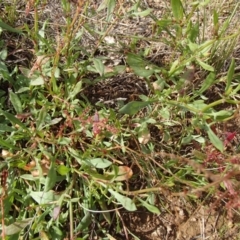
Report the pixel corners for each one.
[205,124,223,152]
[114,65,126,74]
[9,90,22,113]
[74,212,91,232]
[30,190,59,204]
[53,67,60,78]
[98,0,116,22]
[137,197,160,214]
[171,0,184,21]
[48,117,62,126]
[68,147,83,164]
[97,0,108,11]
[30,76,44,86]
[85,158,112,169]
[106,0,116,22]
[159,107,170,120]
[36,107,47,130]
[44,162,57,192]
[69,81,82,100]
[0,61,12,83]
[181,135,192,145]
[108,189,137,211]
[84,168,112,181]
[156,19,172,30]
[132,8,152,17]
[0,49,7,61]
[218,9,231,36]
[231,83,240,96]
[213,10,219,27]
[197,72,215,95]
[187,22,199,42]
[225,58,235,94]
[0,138,18,149]
[205,110,233,121]
[57,165,70,176]
[199,0,210,6]
[168,59,180,76]
[188,41,198,52]
[213,9,220,36]
[58,137,71,145]
[0,110,29,131]
[138,126,150,144]
[119,101,152,115]
[126,53,155,78]
[20,174,37,181]
[196,58,214,71]
[16,87,30,93]
[93,58,105,76]
[187,100,207,111]
[0,124,15,132]
[132,67,154,78]
[0,19,22,34]
[99,200,111,224]
[5,218,33,235]
[0,60,8,72]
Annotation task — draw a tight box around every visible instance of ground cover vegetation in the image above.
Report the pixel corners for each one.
[0,0,240,239]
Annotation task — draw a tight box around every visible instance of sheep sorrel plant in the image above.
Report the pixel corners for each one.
[197,130,240,219]
[1,0,240,239]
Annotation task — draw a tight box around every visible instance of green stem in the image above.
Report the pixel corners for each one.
[201,99,225,112]
[167,100,200,113]
[34,5,39,52]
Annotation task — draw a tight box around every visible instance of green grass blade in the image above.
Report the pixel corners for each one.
[74,212,91,232]
[0,19,22,33]
[225,58,235,95]
[44,162,57,192]
[126,53,154,78]
[0,110,29,132]
[0,137,19,149]
[36,107,47,130]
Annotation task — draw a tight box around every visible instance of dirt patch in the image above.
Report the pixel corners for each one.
[120,199,240,240]
[81,73,149,107]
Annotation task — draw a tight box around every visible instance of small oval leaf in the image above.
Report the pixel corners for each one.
[108,189,137,211]
[93,58,105,76]
[9,90,22,113]
[86,158,112,169]
[196,58,214,72]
